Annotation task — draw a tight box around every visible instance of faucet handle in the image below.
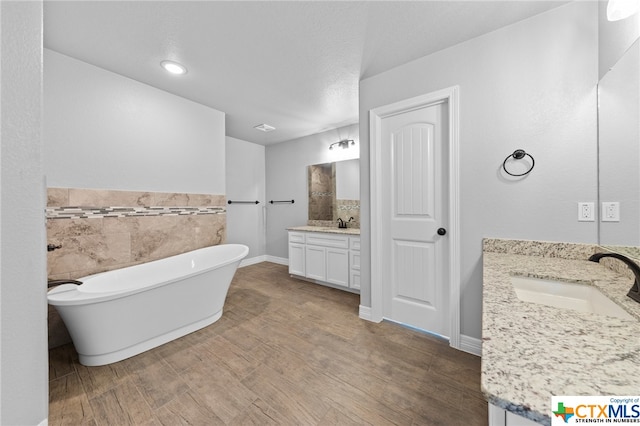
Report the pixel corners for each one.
[47,244,62,252]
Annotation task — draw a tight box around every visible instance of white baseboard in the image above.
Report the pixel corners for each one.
[239,255,288,268]
[459,334,482,356]
[239,255,267,268]
[359,305,375,322]
[265,255,288,266]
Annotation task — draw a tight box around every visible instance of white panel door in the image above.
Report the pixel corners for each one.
[381,102,449,337]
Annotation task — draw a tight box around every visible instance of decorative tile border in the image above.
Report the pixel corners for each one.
[46,206,225,220]
[337,204,360,211]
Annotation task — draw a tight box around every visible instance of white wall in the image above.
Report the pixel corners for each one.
[0,1,49,424]
[359,2,598,340]
[44,49,225,194]
[265,124,359,259]
[225,136,266,262]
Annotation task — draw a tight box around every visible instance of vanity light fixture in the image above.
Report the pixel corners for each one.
[329,139,355,150]
[160,60,188,75]
[607,0,639,21]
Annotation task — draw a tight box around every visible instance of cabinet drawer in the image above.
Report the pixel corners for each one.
[306,233,349,249]
[350,237,361,250]
[288,231,305,244]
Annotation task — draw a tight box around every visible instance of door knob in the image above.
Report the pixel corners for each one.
[437,228,447,236]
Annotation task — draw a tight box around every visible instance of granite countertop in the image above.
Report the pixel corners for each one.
[287,225,360,235]
[482,247,640,425]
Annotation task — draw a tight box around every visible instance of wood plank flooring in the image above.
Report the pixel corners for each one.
[49,262,487,425]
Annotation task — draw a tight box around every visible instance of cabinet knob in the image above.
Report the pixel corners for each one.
[437,228,447,236]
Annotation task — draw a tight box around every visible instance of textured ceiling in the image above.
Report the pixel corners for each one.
[44,1,568,145]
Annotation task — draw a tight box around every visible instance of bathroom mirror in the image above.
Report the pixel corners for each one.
[308,159,360,226]
[597,3,640,258]
[598,38,639,247]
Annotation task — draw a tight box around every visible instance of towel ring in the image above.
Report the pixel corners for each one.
[502,149,535,177]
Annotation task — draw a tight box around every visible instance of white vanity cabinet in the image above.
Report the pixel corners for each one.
[288,229,360,292]
[489,405,540,426]
[288,232,306,277]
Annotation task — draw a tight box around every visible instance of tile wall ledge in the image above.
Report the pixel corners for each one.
[47,187,226,208]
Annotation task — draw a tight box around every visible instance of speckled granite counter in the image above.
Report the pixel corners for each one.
[287,225,360,235]
[482,239,640,425]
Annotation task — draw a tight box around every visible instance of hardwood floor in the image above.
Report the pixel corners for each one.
[49,262,487,425]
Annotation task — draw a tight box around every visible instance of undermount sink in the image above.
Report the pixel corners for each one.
[511,276,634,320]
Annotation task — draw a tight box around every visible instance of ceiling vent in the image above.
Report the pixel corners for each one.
[253,123,276,132]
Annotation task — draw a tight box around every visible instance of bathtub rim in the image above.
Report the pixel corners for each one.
[47,243,248,306]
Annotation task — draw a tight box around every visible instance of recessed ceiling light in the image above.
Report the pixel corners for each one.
[606,0,639,21]
[160,60,187,75]
[254,123,276,132]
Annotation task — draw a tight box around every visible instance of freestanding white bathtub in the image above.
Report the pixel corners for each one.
[48,244,248,366]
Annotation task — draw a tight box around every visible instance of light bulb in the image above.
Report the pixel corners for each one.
[160,60,187,75]
[607,0,640,21]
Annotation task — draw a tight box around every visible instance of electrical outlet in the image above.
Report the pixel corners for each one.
[578,202,595,222]
[602,202,620,222]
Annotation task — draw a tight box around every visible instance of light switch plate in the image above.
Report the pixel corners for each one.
[602,202,620,222]
[578,202,595,222]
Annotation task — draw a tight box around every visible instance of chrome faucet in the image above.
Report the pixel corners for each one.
[588,252,640,304]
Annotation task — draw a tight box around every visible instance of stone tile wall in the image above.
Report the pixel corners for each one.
[308,163,334,220]
[46,187,226,348]
[335,199,360,228]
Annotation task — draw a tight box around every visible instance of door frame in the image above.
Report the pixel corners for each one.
[369,86,461,350]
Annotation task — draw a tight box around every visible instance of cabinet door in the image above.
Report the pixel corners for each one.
[349,249,361,290]
[326,248,349,287]
[305,246,326,281]
[350,271,361,290]
[289,243,305,276]
[350,250,360,271]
